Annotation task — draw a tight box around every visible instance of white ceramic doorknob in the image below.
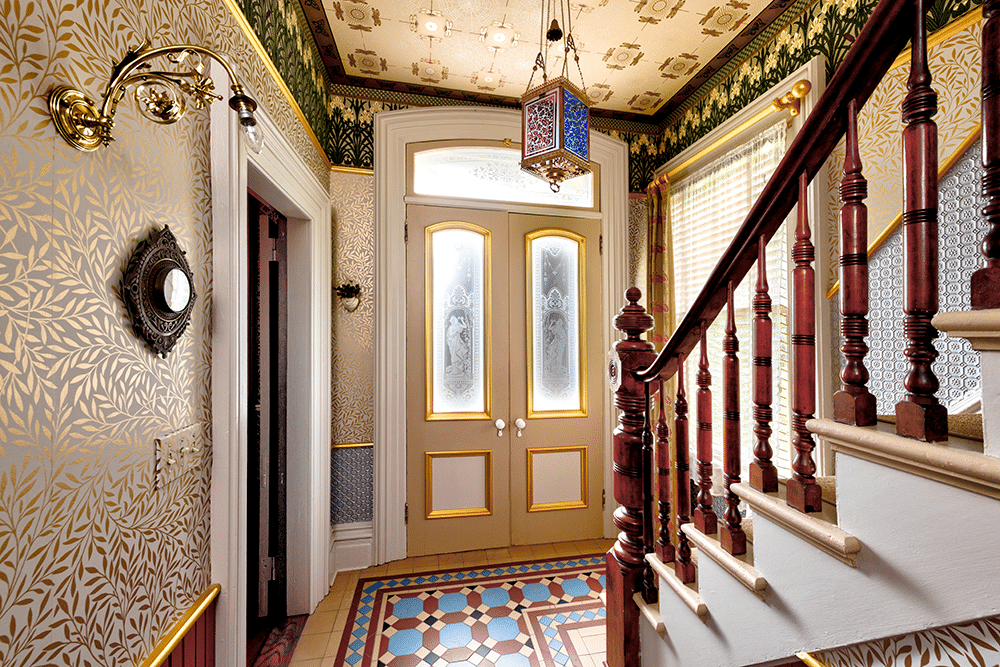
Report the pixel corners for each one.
[514,418,526,437]
[494,418,506,437]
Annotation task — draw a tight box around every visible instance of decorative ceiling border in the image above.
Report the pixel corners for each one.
[220,0,332,169]
[298,0,799,125]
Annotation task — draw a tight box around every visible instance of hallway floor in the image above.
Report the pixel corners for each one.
[289,538,616,667]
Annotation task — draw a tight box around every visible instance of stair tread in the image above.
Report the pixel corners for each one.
[877,412,984,443]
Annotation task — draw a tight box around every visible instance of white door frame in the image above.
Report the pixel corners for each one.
[209,63,331,666]
[374,107,628,565]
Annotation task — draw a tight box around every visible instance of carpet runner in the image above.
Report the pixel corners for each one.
[334,554,607,667]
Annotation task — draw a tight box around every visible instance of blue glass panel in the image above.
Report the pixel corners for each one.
[562,89,589,160]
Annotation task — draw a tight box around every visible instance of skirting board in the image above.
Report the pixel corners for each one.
[329,522,374,584]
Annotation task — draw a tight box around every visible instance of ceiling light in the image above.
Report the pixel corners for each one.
[520,0,591,192]
[494,33,505,42]
[425,21,438,31]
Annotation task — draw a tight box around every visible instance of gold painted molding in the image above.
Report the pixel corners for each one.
[331,165,375,175]
[332,441,374,449]
[526,445,589,512]
[140,584,221,667]
[826,125,983,300]
[425,450,493,519]
[797,652,828,667]
[525,229,589,419]
[219,0,332,169]
[665,79,811,181]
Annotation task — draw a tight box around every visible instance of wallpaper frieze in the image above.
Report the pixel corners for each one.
[659,0,980,163]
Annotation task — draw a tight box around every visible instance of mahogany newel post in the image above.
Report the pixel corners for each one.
[750,236,778,492]
[834,99,877,426]
[787,173,822,513]
[655,379,675,564]
[674,359,696,584]
[606,287,656,667]
[896,0,948,442]
[972,0,1000,308]
[641,381,658,604]
[720,281,746,555]
[692,322,718,534]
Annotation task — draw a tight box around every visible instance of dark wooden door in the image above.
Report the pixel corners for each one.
[246,191,288,647]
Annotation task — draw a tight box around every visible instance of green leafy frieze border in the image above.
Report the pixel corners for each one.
[659,0,981,166]
[236,0,332,157]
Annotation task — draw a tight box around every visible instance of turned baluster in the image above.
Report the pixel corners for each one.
[655,378,674,564]
[674,359,695,584]
[750,236,778,492]
[896,0,947,442]
[606,287,657,667]
[641,381,657,604]
[835,98,877,427]
[692,321,717,534]
[787,173,822,513]
[972,0,1000,308]
[721,281,746,555]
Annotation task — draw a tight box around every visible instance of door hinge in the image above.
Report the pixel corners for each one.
[404,223,409,244]
[261,555,275,581]
[404,502,409,524]
[602,489,606,510]
[599,234,603,255]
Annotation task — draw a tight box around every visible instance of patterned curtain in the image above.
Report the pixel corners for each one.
[645,174,673,349]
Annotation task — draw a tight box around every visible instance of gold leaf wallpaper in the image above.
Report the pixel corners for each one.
[330,170,375,447]
[0,0,328,664]
[813,615,1000,667]
[821,11,982,291]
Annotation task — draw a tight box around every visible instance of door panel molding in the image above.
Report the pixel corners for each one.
[375,107,629,565]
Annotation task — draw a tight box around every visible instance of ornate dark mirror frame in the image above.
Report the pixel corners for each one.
[122,225,197,357]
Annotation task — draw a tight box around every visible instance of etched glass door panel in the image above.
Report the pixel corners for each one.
[526,230,586,417]
[427,223,491,420]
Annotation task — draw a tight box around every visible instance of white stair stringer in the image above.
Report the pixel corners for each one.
[639,420,1000,667]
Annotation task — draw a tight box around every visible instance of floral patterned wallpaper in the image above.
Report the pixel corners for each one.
[0,0,326,664]
[812,615,1000,667]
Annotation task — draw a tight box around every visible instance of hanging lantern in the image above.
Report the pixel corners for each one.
[521,4,590,192]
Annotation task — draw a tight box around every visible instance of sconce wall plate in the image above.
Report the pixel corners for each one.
[122,226,197,357]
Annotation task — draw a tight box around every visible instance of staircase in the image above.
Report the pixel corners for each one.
[604,0,1000,665]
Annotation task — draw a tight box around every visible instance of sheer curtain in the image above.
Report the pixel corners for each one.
[668,121,792,480]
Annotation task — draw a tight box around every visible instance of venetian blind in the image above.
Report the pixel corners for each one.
[669,120,792,480]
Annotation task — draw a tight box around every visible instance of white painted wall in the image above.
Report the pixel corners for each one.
[640,454,1000,667]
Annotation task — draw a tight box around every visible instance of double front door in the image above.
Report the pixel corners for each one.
[406,205,603,557]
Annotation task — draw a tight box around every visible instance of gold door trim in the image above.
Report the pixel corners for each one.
[425,449,494,519]
[526,445,588,513]
[525,229,588,419]
[425,221,494,421]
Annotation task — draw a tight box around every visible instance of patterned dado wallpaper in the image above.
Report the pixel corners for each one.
[813,615,1000,667]
[0,0,325,665]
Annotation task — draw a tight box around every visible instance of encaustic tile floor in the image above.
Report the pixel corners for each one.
[289,539,615,667]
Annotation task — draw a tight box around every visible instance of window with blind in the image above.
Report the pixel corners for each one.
[670,120,793,480]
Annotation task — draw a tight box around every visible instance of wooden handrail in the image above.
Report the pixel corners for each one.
[634,0,925,384]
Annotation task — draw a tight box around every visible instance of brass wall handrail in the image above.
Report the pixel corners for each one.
[140,583,222,667]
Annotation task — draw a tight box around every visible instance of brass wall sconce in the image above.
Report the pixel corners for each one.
[49,39,259,152]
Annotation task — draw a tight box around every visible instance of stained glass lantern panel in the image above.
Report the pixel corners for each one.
[521,76,591,190]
